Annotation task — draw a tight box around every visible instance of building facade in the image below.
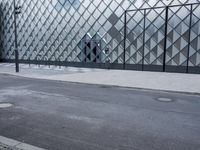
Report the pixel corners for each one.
[0,0,200,73]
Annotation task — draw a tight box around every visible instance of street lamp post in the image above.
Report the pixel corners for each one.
[13,0,21,72]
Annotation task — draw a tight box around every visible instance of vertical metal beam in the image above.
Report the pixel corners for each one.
[14,0,19,72]
[142,9,146,71]
[186,4,193,73]
[163,6,169,72]
[123,10,127,70]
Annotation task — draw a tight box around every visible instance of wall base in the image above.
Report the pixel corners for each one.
[1,59,200,74]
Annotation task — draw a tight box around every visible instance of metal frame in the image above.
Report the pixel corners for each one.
[1,1,200,74]
[186,4,193,73]
[163,6,169,72]
[126,2,200,12]
[124,3,200,73]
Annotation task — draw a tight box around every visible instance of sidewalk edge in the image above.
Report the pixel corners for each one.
[0,72,200,96]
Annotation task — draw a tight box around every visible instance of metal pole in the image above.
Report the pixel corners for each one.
[14,0,19,72]
[142,9,146,71]
[186,4,193,73]
[163,6,169,72]
[123,10,127,70]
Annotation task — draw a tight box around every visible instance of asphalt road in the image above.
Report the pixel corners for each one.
[0,74,200,150]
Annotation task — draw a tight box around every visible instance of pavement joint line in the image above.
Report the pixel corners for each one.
[1,63,200,95]
[13,142,22,148]
[0,136,46,150]
[1,72,200,97]
[0,71,200,96]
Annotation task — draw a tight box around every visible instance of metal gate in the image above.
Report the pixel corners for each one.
[124,3,200,73]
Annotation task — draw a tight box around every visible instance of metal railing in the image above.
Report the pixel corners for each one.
[124,2,200,73]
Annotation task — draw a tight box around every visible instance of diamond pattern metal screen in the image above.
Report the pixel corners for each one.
[125,7,166,71]
[189,4,200,69]
[144,8,165,67]
[126,10,144,67]
[0,0,200,73]
[166,5,191,71]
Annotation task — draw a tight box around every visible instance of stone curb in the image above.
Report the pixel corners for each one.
[0,136,46,150]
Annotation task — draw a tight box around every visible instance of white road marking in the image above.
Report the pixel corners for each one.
[0,103,13,108]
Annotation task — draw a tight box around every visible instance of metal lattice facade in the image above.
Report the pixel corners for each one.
[0,0,200,73]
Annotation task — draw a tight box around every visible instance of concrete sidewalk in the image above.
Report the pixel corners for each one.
[0,136,45,150]
[0,63,200,94]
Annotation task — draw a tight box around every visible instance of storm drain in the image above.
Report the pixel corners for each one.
[156,98,173,102]
[0,103,13,108]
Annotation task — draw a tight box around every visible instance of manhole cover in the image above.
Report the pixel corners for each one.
[157,98,173,102]
[0,103,13,108]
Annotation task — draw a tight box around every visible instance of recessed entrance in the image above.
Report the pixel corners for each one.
[82,40,101,63]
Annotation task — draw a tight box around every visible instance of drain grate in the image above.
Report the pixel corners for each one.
[156,98,173,102]
[0,103,13,108]
[99,85,111,88]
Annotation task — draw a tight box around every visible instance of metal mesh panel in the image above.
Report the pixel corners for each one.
[0,0,200,73]
[125,2,200,72]
[166,5,191,67]
[189,4,200,67]
[144,8,165,66]
[126,10,144,66]
[125,7,166,70]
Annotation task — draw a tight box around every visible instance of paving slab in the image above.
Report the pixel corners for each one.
[0,63,200,94]
[0,136,45,150]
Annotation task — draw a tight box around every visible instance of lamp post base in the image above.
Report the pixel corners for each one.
[15,50,19,73]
